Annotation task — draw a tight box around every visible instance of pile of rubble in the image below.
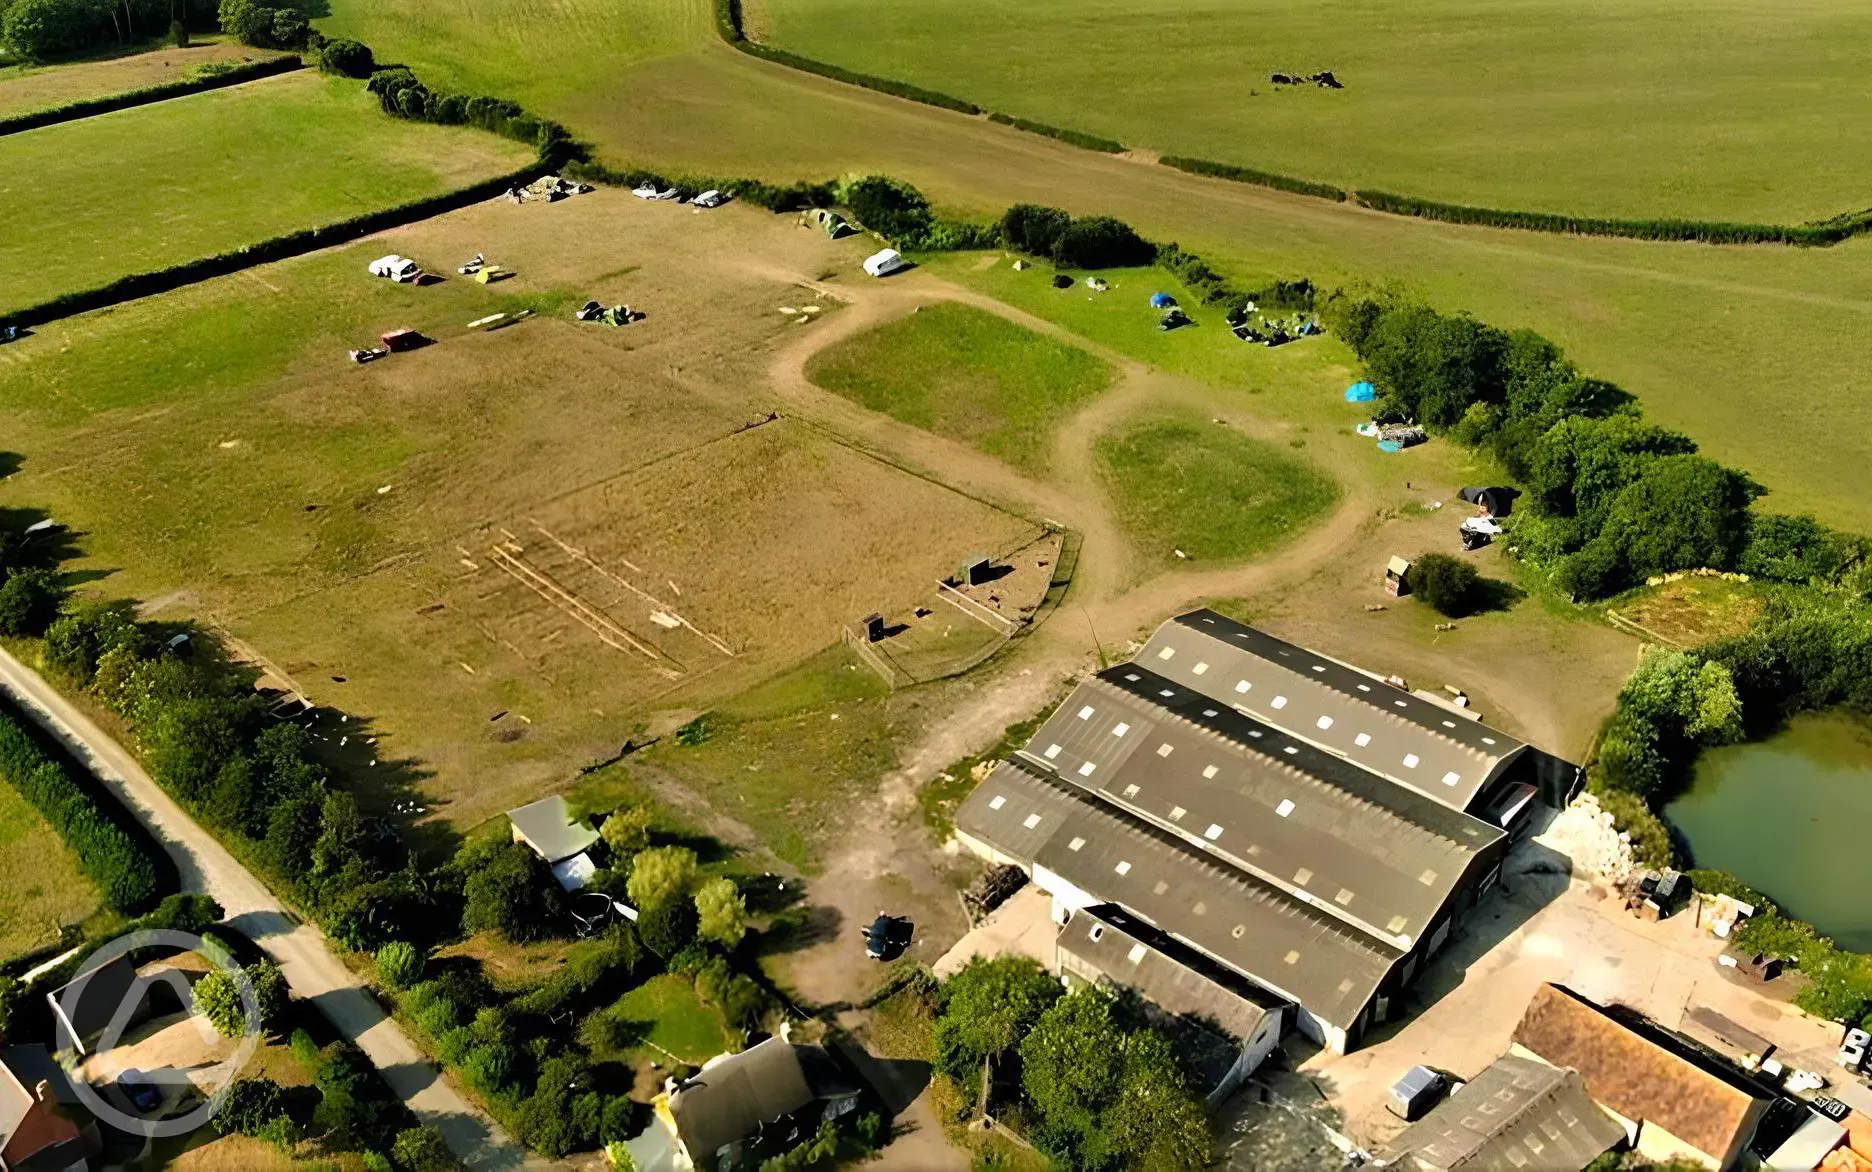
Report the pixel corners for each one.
[1536,791,1638,884]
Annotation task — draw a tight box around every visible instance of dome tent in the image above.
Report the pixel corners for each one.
[1150,292,1177,309]
[1345,380,1377,403]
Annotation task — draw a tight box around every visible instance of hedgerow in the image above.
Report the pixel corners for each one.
[1158,154,1347,202]
[711,0,979,115]
[0,703,162,913]
[1353,190,1872,247]
[0,56,301,137]
[986,112,1124,153]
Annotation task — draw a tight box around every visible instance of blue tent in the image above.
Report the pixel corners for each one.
[1377,439,1403,453]
[1345,380,1377,403]
[1150,292,1176,309]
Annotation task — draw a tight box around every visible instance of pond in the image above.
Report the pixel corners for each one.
[1665,712,1872,952]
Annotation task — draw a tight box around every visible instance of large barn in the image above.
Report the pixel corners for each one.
[954,608,1579,1053]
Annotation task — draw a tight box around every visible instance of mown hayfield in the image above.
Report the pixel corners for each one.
[0,70,532,315]
[0,781,101,962]
[0,39,282,116]
[0,191,1040,841]
[803,301,1111,472]
[1095,413,1339,569]
[760,0,1872,224]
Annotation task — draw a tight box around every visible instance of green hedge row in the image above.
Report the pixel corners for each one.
[711,0,980,115]
[985,112,1125,154]
[1158,155,1347,202]
[0,702,162,914]
[0,56,302,137]
[0,163,539,331]
[1353,189,1872,247]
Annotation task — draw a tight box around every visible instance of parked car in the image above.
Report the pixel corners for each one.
[367,255,422,282]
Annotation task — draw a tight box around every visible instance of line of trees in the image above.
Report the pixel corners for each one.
[1159,154,1348,202]
[932,956,1212,1170]
[1326,296,1869,600]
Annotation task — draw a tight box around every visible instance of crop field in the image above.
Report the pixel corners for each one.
[803,301,1111,472]
[0,39,282,116]
[1095,414,1339,569]
[0,781,101,962]
[0,191,1042,835]
[760,0,1872,223]
[0,70,532,315]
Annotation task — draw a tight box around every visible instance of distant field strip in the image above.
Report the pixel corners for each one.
[0,56,301,136]
[0,71,534,317]
[0,40,286,117]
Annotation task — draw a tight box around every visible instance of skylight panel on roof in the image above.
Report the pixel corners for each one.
[1442,720,1456,729]
[1442,771,1462,786]
[1283,746,1298,756]
[989,795,1006,810]
[1156,743,1174,757]
[1294,867,1312,885]
[1202,709,1218,718]
[1284,950,1300,964]
[1111,722,1129,737]
[1122,784,1140,797]
[1204,824,1223,840]
[1153,880,1169,894]
[1354,733,1371,747]
[1388,914,1410,933]
[1126,943,1147,964]
[1044,744,1062,759]
[1335,888,1354,905]
[1418,869,1438,885]
[1078,705,1095,719]
[1169,806,1186,820]
[1193,662,1209,675]
[1271,695,1288,709]
[1235,680,1251,694]
[1202,765,1218,779]
[1124,673,1140,682]
[1403,753,1420,768]
[1316,716,1333,730]
[1024,814,1042,829]
[1159,689,1175,698]
[1248,729,1263,738]
[1078,762,1097,776]
[1312,665,1325,672]
[1275,799,1295,817]
[1114,860,1131,875]
[1395,700,1408,708]
[1069,837,1086,851]
[1356,683,1371,692]
[1157,646,1176,660]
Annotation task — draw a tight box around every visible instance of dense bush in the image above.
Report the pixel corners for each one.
[1409,553,1483,617]
[693,877,746,949]
[843,175,933,242]
[318,37,374,77]
[376,941,425,989]
[218,0,307,49]
[999,204,1073,259]
[0,705,161,912]
[1052,215,1155,269]
[638,896,698,959]
[461,840,566,943]
[214,1077,288,1137]
[391,1125,457,1171]
[933,955,1061,1079]
[0,0,182,61]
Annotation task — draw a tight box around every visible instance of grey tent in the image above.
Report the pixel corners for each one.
[1459,486,1520,517]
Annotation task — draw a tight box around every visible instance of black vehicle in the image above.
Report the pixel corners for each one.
[865,914,914,961]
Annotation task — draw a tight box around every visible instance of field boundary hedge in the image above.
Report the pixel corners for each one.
[713,0,979,114]
[0,697,164,914]
[0,163,540,331]
[0,56,303,137]
[985,113,1123,154]
[1159,155,1346,202]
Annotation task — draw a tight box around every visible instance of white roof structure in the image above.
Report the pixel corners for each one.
[863,249,906,277]
[508,795,600,864]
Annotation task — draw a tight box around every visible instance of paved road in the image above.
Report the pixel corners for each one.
[0,646,545,1170]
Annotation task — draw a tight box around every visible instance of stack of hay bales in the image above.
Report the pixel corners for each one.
[1537,791,1638,885]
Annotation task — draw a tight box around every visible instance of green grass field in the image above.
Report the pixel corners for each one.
[604,974,732,1063]
[1094,414,1339,569]
[0,781,102,962]
[761,0,1872,223]
[0,70,532,314]
[803,301,1111,472]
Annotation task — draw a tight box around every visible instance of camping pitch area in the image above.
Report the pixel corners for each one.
[0,190,1041,835]
[759,0,1872,223]
[0,69,533,315]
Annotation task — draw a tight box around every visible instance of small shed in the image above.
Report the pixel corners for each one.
[861,613,887,643]
[508,795,600,865]
[1385,555,1413,596]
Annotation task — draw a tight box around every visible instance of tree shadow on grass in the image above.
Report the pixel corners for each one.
[1473,575,1526,614]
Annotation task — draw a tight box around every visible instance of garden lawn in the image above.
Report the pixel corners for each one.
[0,40,283,117]
[762,0,1872,224]
[0,779,102,962]
[608,974,732,1064]
[0,70,532,314]
[1095,414,1338,569]
[804,302,1111,472]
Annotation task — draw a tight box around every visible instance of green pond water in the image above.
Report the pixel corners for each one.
[1665,712,1872,952]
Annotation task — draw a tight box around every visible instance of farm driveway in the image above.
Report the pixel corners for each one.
[0,647,550,1171]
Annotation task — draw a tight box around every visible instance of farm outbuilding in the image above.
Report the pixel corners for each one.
[1386,555,1413,596]
[508,794,600,891]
